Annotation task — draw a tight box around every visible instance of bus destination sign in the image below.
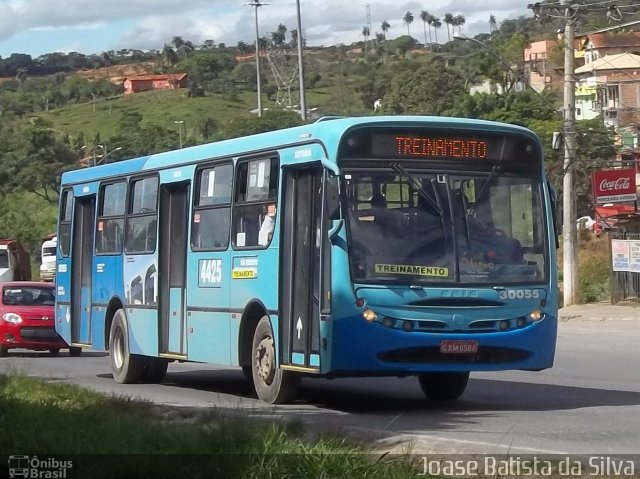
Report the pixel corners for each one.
[394,135,489,160]
[340,128,540,168]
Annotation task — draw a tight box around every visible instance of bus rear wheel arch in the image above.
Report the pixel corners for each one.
[251,315,300,404]
[109,308,146,384]
[418,371,470,401]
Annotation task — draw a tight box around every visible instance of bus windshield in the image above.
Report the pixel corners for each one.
[344,169,547,285]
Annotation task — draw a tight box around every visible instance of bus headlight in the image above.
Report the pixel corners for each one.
[362,309,377,322]
[528,309,543,321]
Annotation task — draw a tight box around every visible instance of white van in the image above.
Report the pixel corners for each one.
[40,236,57,282]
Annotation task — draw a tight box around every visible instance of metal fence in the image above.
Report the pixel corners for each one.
[610,231,640,305]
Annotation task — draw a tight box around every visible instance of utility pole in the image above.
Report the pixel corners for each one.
[246,0,268,117]
[528,1,580,305]
[561,2,578,307]
[295,0,307,120]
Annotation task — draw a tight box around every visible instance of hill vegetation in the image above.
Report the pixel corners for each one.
[0,10,635,259]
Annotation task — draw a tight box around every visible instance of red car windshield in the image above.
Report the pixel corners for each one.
[2,286,55,306]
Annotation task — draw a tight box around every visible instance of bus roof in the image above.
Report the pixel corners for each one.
[60,116,539,186]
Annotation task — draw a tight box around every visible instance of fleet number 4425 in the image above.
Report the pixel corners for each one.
[200,259,222,285]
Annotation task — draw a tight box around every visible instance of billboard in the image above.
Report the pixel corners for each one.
[592,168,637,204]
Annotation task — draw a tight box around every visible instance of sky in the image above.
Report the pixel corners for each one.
[0,0,533,58]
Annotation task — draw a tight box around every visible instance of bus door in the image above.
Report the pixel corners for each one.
[280,165,331,370]
[71,195,95,345]
[158,181,190,356]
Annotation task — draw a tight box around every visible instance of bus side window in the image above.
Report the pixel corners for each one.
[125,176,159,254]
[59,189,74,257]
[96,181,126,255]
[192,164,232,251]
[232,157,279,249]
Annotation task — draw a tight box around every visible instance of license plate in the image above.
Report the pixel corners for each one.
[440,340,479,354]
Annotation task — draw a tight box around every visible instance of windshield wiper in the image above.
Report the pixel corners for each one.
[467,164,501,220]
[390,162,443,218]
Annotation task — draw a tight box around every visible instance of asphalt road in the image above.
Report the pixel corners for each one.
[2,319,640,457]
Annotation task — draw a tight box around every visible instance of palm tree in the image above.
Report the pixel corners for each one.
[403,11,414,36]
[162,44,178,68]
[100,51,112,80]
[381,20,390,40]
[432,17,442,44]
[195,115,218,140]
[489,14,497,34]
[271,23,287,47]
[362,25,371,57]
[420,10,431,46]
[454,14,466,33]
[443,13,454,42]
[201,39,216,50]
[15,68,28,87]
[427,15,436,45]
[236,41,249,54]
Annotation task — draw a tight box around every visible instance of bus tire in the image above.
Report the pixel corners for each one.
[49,348,60,356]
[141,358,169,383]
[0,345,8,357]
[252,316,300,404]
[418,372,470,401]
[69,347,82,357]
[109,309,146,384]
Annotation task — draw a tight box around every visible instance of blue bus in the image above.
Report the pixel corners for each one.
[55,116,558,404]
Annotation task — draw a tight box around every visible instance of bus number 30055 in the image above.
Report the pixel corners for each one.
[498,289,540,300]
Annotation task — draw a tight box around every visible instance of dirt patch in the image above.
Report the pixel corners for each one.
[75,61,157,84]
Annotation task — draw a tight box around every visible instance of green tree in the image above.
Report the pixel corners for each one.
[381,59,466,115]
[220,110,302,139]
[0,118,79,203]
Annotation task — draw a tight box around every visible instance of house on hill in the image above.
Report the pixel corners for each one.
[575,52,640,127]
[123,73,188,94]
[581,32,640,65]
[524,40,563,93]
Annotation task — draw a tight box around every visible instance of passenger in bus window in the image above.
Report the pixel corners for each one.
[258,203,276,246]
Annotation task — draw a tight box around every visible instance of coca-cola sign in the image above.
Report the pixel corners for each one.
[592,168,637,204]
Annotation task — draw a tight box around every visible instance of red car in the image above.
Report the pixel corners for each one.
[0,281,79,357]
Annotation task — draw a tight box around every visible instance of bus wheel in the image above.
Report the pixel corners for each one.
[0,345,8,357]
[141,358,169,383]
[69,347,82,357]
[109,309,146,384]
[252,316,300,404]
[49,348,60,356]
[418,372,470,401]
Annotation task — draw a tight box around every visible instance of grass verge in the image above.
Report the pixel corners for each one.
[0,374,417,479]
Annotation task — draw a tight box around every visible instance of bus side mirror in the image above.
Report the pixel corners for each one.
[328,219,344,241]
